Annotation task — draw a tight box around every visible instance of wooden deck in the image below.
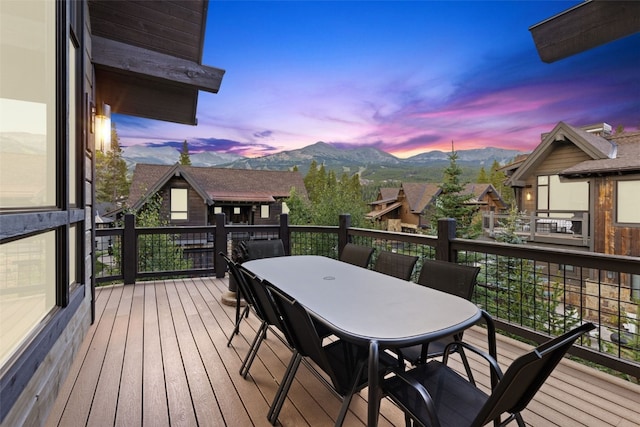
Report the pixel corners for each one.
[46,277,640,427]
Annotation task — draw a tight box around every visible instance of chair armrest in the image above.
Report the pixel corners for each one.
[387,369,442,427]
[442,340,504,383]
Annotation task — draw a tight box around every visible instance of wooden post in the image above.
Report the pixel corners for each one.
[214,213,226,278]
[338,214,351,258]
[122,214,137,285]
[279,213,291,255]
[435,218,456,262]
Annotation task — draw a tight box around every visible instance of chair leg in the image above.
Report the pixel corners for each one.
[239,322,267,378]
[227,304,251,347]
[335,358,366,427]
[457,346,476,386]
[268,352,302,425]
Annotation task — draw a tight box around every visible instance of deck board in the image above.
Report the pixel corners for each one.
[46,277,640,427]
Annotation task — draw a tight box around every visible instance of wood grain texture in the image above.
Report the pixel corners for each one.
[46,277,640,427]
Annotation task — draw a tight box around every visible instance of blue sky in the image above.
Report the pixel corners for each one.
[114,1,640,158]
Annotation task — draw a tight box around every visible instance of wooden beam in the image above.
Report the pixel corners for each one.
[530,0,640,63]
[92,36,224,93]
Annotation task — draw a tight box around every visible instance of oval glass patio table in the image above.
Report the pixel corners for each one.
[242,255,482,426]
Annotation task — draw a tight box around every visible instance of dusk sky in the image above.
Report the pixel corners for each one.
[114,1,640,158]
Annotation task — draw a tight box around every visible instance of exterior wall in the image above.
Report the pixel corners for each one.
[534,142,591,175]
[0,1,94,425]
[522,142,591,213]
[593,174,640,257]
[158,177,207,226]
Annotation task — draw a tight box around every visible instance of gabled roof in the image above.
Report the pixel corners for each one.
[378,187,401,202]
[127,164,308,210]
[463,183,506,207]
[559,130,640,177]
[508,122,618,186]
[400,182,441,213]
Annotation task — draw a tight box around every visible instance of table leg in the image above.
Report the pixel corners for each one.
[368,340,380,427]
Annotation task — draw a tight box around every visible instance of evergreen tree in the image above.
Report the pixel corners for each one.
[112,195,191,276]
[179,140,191,165]
[489,159,513,207]
[96,124,130,204]
[477,166,489,183]
[432,143,477,238]
[477,205,577,334]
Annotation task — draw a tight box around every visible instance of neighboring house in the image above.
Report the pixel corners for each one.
[0,2,224,425]
[506,121,640,258]
[367,182,506,232]
[127,163,308,226]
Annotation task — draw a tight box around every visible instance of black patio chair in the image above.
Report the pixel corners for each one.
[237,267,293,379]
[396,260,481,370]
[226,239,286,344]
[373,250,418,281]
[384,322,595,427]
[339,243,375,268]
[266,283,396,426]
[220,252,256,347]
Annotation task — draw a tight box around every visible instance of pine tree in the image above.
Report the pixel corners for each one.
[432,143,477,238]
[179,140,191,165]
[477,166,489,183]
[96,124,130,205]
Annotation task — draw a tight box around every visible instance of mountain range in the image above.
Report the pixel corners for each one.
[122,142,526,178]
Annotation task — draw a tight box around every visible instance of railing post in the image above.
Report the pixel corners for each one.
[338,214,351,257]
[530,211,536,241]
[214,213,227,279]
[122,214,137,285]
[279,213,291,255]
[436,218,456,262]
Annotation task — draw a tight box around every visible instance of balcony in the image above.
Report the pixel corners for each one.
[46,276,640,426]
[68,213,640,425]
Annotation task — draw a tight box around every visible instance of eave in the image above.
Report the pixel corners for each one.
[530,0,640,63]
[88,0,225,125]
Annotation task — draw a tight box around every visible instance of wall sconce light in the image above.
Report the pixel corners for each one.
[95,102,111,153]
[526,191,532,201]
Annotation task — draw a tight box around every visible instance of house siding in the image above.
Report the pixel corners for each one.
[593,175,640,257]
[1,3,94,425]
[535,143,592,175]
[158,177,208,226]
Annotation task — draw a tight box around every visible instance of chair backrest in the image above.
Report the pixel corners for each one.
[220,252,257,306]
[417,259,480,300]
[235,239,285,262]
[238,267,292,345]
[266,283,359,395]
[473,322,596,427]
[340,243,374,268]
[373,251,418,281]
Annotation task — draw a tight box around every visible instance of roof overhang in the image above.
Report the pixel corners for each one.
[366,202,402,219]
[89,0,225,125]
[530,0,640,63]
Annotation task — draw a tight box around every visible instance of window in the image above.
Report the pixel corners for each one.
[282,202,289,214]
[234,207,240,214]
[617,180,640,224]
[1,1,57,209]
[170,188,188,220]
[213,206,222,214]
[260,205,269,218]
[0,232,56,366]
[537,174,588,212]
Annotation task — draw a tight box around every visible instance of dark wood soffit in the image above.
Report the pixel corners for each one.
[96,69,199,125]
[530,1,640,63]
[93,36,224,93]
[88,0,207,62]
